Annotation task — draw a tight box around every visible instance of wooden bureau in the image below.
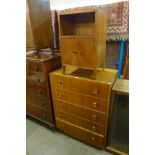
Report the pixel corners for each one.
[26,51,61,127]
[50,67,117,148]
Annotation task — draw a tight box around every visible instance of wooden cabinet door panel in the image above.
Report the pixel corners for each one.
[77,38,95,68]
[61,37,95,69]
[61,38,78,65]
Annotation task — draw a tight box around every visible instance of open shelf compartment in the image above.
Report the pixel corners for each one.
[59,12,95,36]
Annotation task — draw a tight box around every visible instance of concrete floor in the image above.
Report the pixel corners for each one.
[26,118,113,155]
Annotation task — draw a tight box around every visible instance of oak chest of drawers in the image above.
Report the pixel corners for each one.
[26,51,61,126]
[50,67,117,148]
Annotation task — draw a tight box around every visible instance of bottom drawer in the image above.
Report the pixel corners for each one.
[26,104,50,123]
[56,118,104,148]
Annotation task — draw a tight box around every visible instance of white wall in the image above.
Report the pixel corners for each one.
[50,0,128,10]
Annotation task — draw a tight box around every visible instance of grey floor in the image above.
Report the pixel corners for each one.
[26,118,113,155]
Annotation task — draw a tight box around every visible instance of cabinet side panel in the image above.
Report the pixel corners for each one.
[96,7,107,69]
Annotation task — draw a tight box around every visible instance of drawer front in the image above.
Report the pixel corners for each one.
[53,88,107,113]
[61,38,95,69]
[26,94,48,109]
[56,118,104,148]
[55,109,105,135]
[51,75,109,99]
[26,70,46,85]
[26,84,48,98]
[26,60,45,72]
[26,104,50,122]
[54,99,106,124]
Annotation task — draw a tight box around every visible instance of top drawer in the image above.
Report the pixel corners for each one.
[26,60,45,72]
[51,75,110,99]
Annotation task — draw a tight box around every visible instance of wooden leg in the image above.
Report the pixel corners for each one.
[62,65,65,74]
[93,68,97,79]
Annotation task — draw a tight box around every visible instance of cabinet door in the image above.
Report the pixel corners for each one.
[61,37,95,69]
[61,38,78,65]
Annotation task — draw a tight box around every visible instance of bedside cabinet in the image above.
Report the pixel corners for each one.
[26,51,61,127]
[58,7,107,78]
[50,67,117,148]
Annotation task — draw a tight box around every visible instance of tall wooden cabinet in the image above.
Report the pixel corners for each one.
[26,0,53,49]
[50,67,117,148]
[26,52,61,127]
[58,7,107,78]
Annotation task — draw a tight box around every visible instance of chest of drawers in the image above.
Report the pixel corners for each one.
[26,52,61,127]
[50,67,117,148]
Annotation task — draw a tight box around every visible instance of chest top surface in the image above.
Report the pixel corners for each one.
[112,79,129,94]
[50,66,117,85]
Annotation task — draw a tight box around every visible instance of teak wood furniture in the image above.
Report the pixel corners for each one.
[26,0,53,49]
[50,66,117,148]
[106,79,129,155]
[26,51,61,127]
[58,7,107,78]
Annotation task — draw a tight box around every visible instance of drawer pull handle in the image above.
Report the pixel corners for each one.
[39,90,43,94]
[37,79,40,82]
[42,114,47,118]
[57,81,62,86]
[59,93,63,98]
[92,126,96,131]
[93,89,98,94]
[92,115,97,120]
[93,102,97,108]
[72,51,81,55]
[91,137,95,142]
[59,104,63,108]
